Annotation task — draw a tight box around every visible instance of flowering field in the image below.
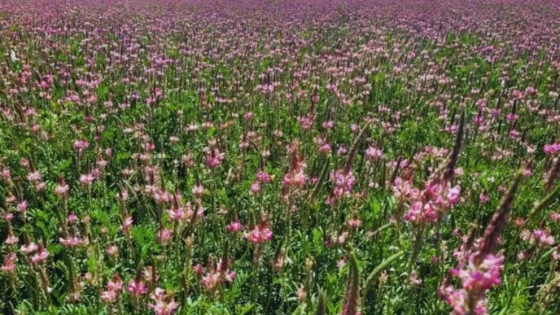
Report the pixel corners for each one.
[0,0,559,314]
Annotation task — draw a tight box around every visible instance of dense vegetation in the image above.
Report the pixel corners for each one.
[0,0,559,314]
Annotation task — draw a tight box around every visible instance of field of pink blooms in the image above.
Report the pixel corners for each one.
[1,0,560,314]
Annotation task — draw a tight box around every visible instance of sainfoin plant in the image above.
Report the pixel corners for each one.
[0,0,560,314]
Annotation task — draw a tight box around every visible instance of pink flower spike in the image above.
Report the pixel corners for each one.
[227,220,243,233]
[31,244,49,264]
[127,279,147,297]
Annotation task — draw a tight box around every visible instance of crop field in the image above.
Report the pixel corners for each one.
[0,0,559,314]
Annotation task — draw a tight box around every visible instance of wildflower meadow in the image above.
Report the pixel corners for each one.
[0,0,559,314]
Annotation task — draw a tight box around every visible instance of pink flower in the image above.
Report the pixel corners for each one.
[20,158,30,168]
[154,189,173,204]
[2,212,14,222]
[0,167,11,181]
[224,271,237,282]
[127,279,147,297]
[479,193,490,204]
[100,290,117,303]
[37,182,47,191]
[156,229,173,244]
[283,169,307,187]
[460,255,504,291]
[0,252,17,273]
[184,202,205,223]
[441,286,487,315]
[249,181,261,195]
[473,115,484,125]
[205,148,225,168]
[447,185,461,204]
[337,145,347,155]
[107,274,123,292]
[443,253,504,315]
[59,236,82,248]
[256,171,271,183]
[282,158,308,188]
[16,200,27,213]
[79,173,95,186]
[67,213,79,224]
[116,189,129,201]
[201,272,220,291]
[405,201,425,222]
[244,222,273,244]
[552,248,560,261]
[365,146,383,161]
[192,264,204,274]
[530,229,555,246]
[319,143,332,153]
[322,120,334,129]
[192,184,204,196]
[106,245,119,257]
[227,220,243,233]
[21,242,38,255]
[31,244,49,264]
[120,217,134,233]
[409,270,422,286]
[243,112,254,121]
[298,114,315,131]
[26,171,41,183]
[336,257,347,270]
[347,218,362,228]
[200,258,236,292]
[330,169,356,198]
[73,140,89,154]
[392,177,414,200]
[5,233,18,245]
[543,143,560,155]
[148,288,179,315]
[337,231,349,245]
[167,207,186,223]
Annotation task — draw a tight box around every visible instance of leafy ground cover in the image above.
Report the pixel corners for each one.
[0,0,559,314]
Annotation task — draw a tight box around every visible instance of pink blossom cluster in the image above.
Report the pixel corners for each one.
[100,274,123,303]
[73,139,90,154]
[200,259,237,293]
[0,252,17,273]
[244,221,273,244]
[520,228,556,247]
[166,201,205,225]
[204,145,225,168]
[365,146,383,161]
[25,243,49,265]
[148,288,179,315]
[543,143,560,155]
[330,169,357,198]
[249,170,272,195]
[441,253,504,315]
[79,168,102,186]
[126,278,148,297]
[401,178,461,223]
[282,159,308,188]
